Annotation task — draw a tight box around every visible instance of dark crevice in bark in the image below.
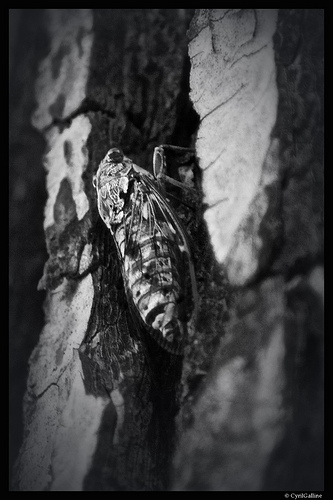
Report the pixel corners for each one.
[42,97,117,133]
[168,54,200,147]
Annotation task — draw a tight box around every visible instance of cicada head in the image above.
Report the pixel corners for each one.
[106,148,124,164]
[93,148,133,228]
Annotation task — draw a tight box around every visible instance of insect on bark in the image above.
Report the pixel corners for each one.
[92,146,198,355]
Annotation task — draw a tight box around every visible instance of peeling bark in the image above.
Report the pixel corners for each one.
[172,9,323,491]
[189,9,279,283]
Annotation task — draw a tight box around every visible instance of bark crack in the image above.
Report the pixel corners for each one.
[31,367,67,400]
[211,9,234,22]
[202,146,227,171]
[34,381,60,400]
[229,43,268,69]
[200,83,246,122]
[41,98,116,133]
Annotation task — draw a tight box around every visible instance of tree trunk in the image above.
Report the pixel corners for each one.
[11,9,323,491]
[12,8,197,492]
[172,9,324,491]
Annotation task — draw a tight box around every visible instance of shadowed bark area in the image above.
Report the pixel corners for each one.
[171,9,323,491]
[9,9,49,489]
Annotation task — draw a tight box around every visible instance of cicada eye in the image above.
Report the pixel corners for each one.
[108,148,124,163]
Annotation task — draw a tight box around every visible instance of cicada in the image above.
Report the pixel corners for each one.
[92,146,198,355]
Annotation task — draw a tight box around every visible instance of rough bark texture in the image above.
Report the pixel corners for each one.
[172,9,324,491]
[12,8,201,492]
[11,8,323,492]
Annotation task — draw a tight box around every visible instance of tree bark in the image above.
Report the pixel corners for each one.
[12,8,323,492]
[172,9,324,491]
[12,8,197,491]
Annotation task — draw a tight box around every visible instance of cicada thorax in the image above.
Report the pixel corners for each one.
[93,148,196,355]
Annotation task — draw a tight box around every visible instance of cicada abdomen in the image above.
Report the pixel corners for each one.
[93,147,198,355]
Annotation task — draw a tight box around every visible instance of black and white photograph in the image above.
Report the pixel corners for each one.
[9,9,324,492]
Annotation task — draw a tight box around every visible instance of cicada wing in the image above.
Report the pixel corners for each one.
[138,173,199,324]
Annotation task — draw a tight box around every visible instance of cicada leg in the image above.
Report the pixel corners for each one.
[153,144,197,194]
